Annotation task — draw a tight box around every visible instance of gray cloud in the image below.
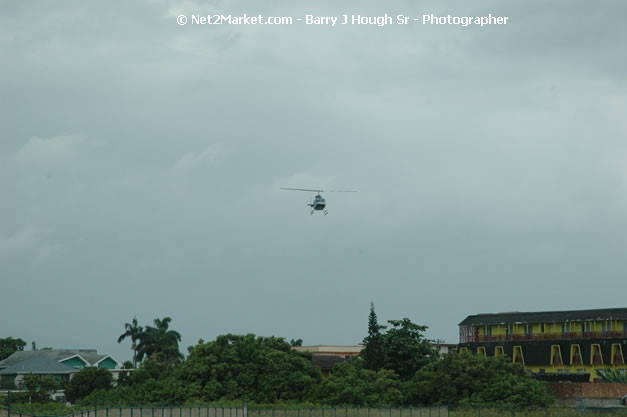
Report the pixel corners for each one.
[1,0,626,361]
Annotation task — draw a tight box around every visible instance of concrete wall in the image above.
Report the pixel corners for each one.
[547,382,627,399]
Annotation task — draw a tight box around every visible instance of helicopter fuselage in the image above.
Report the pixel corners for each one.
[309,194,326,211]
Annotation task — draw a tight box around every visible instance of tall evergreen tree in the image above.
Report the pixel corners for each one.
[361,302,386,370]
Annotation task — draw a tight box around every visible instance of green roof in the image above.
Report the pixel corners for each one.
[0,356,78,375]
[459,307,627,326]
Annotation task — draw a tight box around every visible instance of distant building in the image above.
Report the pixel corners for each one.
[458,308,627,381]
[292,345,362,377]
[293,341,458,377]
[431,342,458,356]
[0,349,124,390]
[292,345,363,358]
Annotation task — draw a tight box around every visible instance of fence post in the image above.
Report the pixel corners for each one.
[7,390,11,417]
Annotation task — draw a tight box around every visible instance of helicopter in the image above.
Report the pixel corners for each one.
[280,188,357,215]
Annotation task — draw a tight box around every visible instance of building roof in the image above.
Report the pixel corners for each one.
[459,307,627,326]
[292,345,363,355]
[0,349,119,369]
[0,356,78,375]
[311,355,348,370]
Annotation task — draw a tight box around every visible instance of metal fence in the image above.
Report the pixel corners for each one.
[2,405,627,417]
[247,408,447,417]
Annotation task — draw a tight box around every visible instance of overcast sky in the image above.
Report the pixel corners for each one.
[2,0,626,363]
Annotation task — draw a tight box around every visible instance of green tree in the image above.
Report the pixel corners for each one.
[405,351,553,407]
[0,337,27,361]
[22,374,59,403]
[309,356,403,406]
[64,367,113,403]
[597,368,627,383]
[118,317,144,368]
[175,334,321,403]
[361,302,386,371]
[290,338,303,347]
[136,317,183,366]
[382,318,437,380]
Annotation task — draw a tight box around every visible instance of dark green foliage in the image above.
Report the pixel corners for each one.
[597,368,627,383]
[175,334,322,403]
[4,402,75,416]
[136,317,183,366]
[382,318,437,380]
[309,357,403,406]
[78,359,178,405]
[118,317,143,368]
[290,339,303,347]
[65,367,113,403]
[0,337,27,361]
[22,374,59,403]
[405,351,554,407]
[361,303,386,371]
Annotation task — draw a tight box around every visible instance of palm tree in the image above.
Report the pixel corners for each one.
[136,317,183,365]
[117,317,143,368]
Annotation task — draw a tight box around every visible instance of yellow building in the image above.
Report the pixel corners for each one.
[458,308,627,381]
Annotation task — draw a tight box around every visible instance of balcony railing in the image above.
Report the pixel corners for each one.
[474,331,627,343]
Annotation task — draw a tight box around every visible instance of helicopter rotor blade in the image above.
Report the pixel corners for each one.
[280,188,323,193]
[280,188,357,193]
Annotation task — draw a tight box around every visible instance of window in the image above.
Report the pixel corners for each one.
[541,324,545,333]
[611,344,624,366]
[591,344,604,366]
[570,344,583,366]
[524,325,532,336]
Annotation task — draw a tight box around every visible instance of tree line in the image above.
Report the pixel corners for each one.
[1,306,555,409]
